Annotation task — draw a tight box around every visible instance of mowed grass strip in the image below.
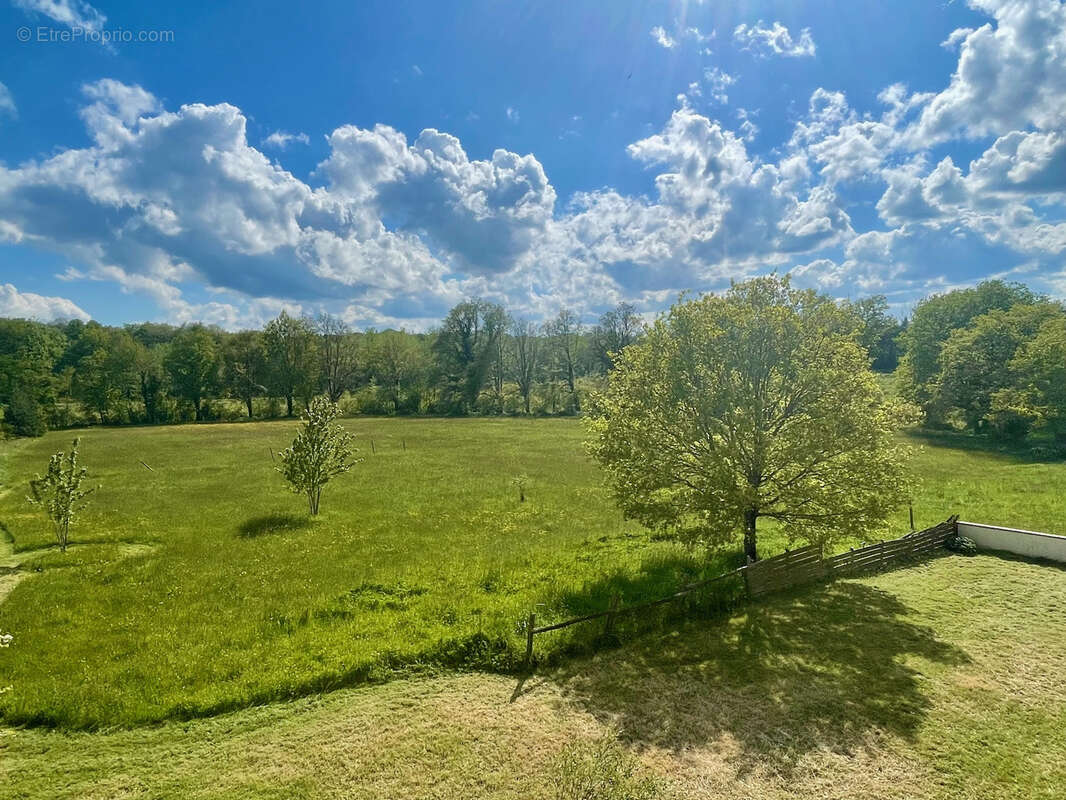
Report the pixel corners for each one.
[3,555,1065,799]
[1,418,1065,729]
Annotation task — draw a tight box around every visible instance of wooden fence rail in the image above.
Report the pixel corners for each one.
[523,516,959,667]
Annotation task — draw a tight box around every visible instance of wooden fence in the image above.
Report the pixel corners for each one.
[745,516,958,597]
[523,516,959,666]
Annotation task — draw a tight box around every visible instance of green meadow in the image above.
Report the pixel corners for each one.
[1,418,1065,730]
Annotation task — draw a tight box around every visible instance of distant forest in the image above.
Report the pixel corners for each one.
[0,280,1063,450]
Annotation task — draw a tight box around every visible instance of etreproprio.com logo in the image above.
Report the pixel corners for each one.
[16,25,175,44]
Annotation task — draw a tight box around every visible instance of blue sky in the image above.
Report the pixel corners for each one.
[0,0,1063,329]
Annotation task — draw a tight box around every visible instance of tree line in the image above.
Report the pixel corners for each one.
[6,279,1063,449]
[0,301,657,436]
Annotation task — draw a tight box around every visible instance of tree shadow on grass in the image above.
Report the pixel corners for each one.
[552,580,969,777]
[238,513,311,538]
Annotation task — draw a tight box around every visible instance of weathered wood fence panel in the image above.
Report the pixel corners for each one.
[522,516,958,667]
[744,544,826,597]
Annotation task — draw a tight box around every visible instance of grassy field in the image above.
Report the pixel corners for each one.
[3,553,1065,799]
[1,418,1065,731]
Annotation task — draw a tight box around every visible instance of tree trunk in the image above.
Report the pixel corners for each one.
[246,397,254,419]
[286,394,294,417]
[743,507,758,563]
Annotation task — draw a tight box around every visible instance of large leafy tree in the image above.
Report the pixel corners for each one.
[587,276,916,562]
[264,312,320,417]
[935,303,1063,433]
[315,313,359,403]
[224,330,268,419]
[592,302,643,373]
[993,315,1066,443]
[364,329,430,413]
[164,325,221,421]
[899,280,1037,419]
[545,308,583,411]
[510,319,542,414]
[433,299,507,413]
[844,295,904,372]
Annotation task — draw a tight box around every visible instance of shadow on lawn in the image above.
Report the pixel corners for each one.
[238,513,311,538]
[553,580,969,776]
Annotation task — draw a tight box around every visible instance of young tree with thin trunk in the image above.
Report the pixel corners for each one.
[587,276,916,562]
[277,397,359,515]
[28,438,94,552]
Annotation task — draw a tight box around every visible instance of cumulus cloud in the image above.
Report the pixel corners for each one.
[734,21,816,57]
[318,124,555,275]
[13,0,105,31]
[0,83,15,118]
[262,130,310,149]
[0,283,89,321]
[911,0,1066,144]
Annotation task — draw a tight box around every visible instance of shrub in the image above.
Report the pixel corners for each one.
[7,384,47,437]
[946,534,978,556]
[549,734,665,800]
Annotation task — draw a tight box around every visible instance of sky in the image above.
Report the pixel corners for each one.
[0,0,1064,330]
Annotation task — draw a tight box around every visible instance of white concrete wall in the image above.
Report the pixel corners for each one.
[958,521,1066,563]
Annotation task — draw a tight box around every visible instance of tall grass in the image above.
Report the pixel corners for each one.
[0,418,1063,728]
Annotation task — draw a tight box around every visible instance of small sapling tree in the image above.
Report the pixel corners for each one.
[28,438,94,552]
[277,397,359,515]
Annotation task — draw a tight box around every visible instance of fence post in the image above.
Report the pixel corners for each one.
[603,593,620,637]
[524,613,535,669]
[909,505,915,532]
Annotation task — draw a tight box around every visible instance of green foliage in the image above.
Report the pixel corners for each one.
[934,303,1062,433]
[433,299,508,413]
[843,294,904,372]
[995,315,1066,442]
[27,438,94,552]
[164,325,221,421]
[549,734,665,800]
[588,276,917,561]
[945,534,978,556]
[264,311,319,417]
[898,280,1038,420]
[6,382,46,437]
[277,397,359,514]
[592,302,643,373]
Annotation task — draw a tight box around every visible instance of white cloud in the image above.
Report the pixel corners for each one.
[733,21,816,57]
[911,0,1066,144]
[12,0,105,31]
[702,67,736,105]
[506,106,520,123]
[0,83,15,118]
[262,130,311,149]
[650,25,677,49]
[650,23,714,50]
[0,283,89,321]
